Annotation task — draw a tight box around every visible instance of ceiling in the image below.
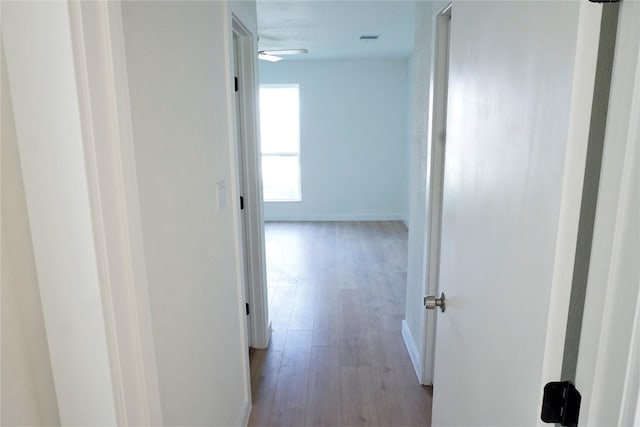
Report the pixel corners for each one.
[256,1,416,61]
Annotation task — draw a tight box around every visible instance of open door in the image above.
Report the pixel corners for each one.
[232,32,253,347]
[230,16,271,351]
[428,1,615,424]
[420,2,451,386]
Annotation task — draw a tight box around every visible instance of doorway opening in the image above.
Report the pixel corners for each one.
[250,22,425,427]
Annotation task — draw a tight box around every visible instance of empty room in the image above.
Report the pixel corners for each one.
[250,2,424,423]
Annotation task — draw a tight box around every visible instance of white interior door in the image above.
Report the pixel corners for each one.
[233,33,252,347]
[430,2,607,424]
[421,3,451,386]
[230,17,271,351]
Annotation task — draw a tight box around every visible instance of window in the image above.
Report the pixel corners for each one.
[259,85,301,202]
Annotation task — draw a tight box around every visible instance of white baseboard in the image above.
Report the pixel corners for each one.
[263,213,405,222]
[263,320,272,349]
[239,399,252,427]
[402,319,422,383]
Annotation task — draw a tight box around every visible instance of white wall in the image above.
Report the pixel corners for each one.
[121,1,254,424]
[260,59,410,222]
[1,44,60,427]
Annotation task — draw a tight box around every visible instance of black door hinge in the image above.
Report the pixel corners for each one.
[234,76,239,92]
[245,302,250,315]
[541,381,581,427]
[240,196,245,210]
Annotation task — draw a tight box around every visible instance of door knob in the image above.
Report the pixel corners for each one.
[424,292,446,312]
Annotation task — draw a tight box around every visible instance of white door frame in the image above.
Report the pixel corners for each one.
[2,1,162,424]
[68,2,164,423]
[420,2,452,386]
[575,1,640,424]
[231,15,272,350]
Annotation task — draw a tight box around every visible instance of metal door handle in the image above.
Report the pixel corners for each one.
[424,292,446,312]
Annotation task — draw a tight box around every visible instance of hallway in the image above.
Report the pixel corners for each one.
[248,221,432,426]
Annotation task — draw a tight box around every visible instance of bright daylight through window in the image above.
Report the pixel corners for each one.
[259,85,301,202]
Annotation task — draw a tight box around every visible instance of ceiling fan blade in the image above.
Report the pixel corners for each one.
[260,49,308,56]
[258,52,283,62]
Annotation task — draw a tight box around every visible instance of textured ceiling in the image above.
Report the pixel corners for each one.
[256,1,416,60]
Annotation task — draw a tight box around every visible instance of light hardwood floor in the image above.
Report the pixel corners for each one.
[248,221,432,427]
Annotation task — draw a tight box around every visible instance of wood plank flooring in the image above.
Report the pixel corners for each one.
[248,221,432,427]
